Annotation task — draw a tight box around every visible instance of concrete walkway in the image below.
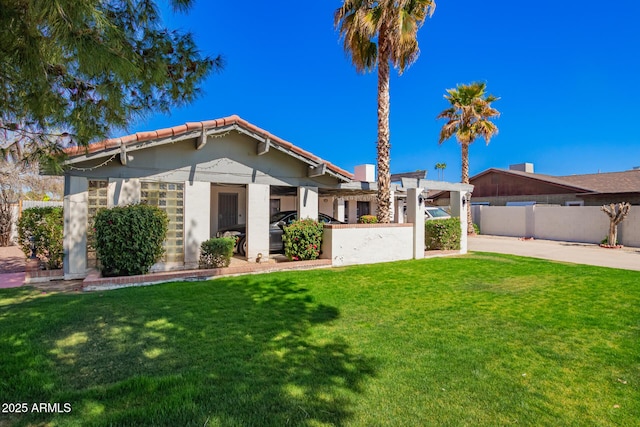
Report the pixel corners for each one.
[0,246,26,288]
[469,235,640,271]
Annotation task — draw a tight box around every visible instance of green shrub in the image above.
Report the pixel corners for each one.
[94,204,168,277]
[17,207,64,269]
[358,215,378,224]
[282,218,324,261]
[199,237,235,268]
[425,218,461,250]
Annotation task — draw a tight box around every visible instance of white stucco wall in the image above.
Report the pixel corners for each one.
[534,206,607,243]
[478,206,528,237]
[319,196,334,217]
[619,209,640,247]
[279,196,296,212]
[108,178,140,206]
[474,205,640,246]
[321,224,414,266]
[298,186,318,220]
[184,181,211,267]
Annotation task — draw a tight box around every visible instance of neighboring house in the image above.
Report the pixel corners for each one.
[58,115,468,279]
[432,163,640,207]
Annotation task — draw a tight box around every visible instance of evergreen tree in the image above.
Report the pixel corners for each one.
[0,0,222,163]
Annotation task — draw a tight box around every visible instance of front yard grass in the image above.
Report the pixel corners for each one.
[1,253,638,426]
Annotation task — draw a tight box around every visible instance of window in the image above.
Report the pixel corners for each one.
[141,181,184,263]
[87,180,108,267]
[565,201,584,206]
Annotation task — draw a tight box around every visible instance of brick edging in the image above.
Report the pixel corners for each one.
[83,259,332,291]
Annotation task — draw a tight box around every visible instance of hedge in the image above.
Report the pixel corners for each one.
[199,237,236,268]
[94,204,168,277]
[282,218,323,261]
[425,217,461,250]
[17,207,64,269]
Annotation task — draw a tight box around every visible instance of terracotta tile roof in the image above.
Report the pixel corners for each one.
[65,115,353,179]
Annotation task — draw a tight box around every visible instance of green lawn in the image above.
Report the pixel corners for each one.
[1,253,639,426]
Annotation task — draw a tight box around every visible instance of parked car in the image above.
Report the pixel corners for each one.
[425,206,451,220]
[216,211,343,256]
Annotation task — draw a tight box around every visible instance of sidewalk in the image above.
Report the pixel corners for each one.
[0,246,26,288]
[468,235,640,271]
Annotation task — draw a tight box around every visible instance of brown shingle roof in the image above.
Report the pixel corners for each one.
[65,115,353,179]
[430,167,640,199]
[558,170,640,193]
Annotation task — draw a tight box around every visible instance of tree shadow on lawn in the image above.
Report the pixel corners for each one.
[0,277,376,426]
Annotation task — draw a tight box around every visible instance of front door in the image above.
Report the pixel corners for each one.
[218,193,238,229]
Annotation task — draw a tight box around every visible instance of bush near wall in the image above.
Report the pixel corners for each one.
[282,218,323,261]
[358,215,378,224]
[17,207,64,269]
[94,204,168,277]
[425,218,461,250]
[199,237,235,268]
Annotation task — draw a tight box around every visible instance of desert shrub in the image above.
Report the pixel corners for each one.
[199,237,235,268]
[17,207,64,269]
[282,218,324,261]
[358,215,378,224]
[425,217,461,250]
[94,204,168,277]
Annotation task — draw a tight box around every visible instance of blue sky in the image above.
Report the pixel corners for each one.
[130,0,640,179]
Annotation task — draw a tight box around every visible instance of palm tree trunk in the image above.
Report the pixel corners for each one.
[376,27,391,223]
[461,143,474,234]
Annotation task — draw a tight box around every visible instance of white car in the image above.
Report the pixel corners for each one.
[425,206,451,220]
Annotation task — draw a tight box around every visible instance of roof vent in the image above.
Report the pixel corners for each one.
[509,163,534,173]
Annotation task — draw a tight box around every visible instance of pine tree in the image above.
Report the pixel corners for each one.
[0,0,222,163]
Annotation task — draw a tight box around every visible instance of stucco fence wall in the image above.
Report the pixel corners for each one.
[321,223,415,267]
[473,205,640,247]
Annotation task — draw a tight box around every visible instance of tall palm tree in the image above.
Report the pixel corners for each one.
[434,162,446,180]
[437,82,500,232]
[335,0,435,223]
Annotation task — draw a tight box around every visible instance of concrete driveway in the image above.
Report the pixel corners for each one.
[469,235,640,271]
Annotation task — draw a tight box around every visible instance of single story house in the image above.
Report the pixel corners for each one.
[432,163,640,207]
[59,115,472,279]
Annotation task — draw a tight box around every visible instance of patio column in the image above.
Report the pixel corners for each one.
[395,197,405,224]
[407,188,425,259]
[297,186,318,220]
[63,176,88,280]
[347,199,358,224]
[333,197,345,222]
[450,190,469,254]
[246,184,270,262]
[184,181,211,268]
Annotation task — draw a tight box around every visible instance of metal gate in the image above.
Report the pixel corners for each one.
[218,193,238,228]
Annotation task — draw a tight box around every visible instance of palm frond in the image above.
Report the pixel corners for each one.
[436,81,500,146]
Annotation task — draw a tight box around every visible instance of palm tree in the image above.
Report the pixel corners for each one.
[437,82,500,232]
[335,0,436,223]
[434,162,446,180]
